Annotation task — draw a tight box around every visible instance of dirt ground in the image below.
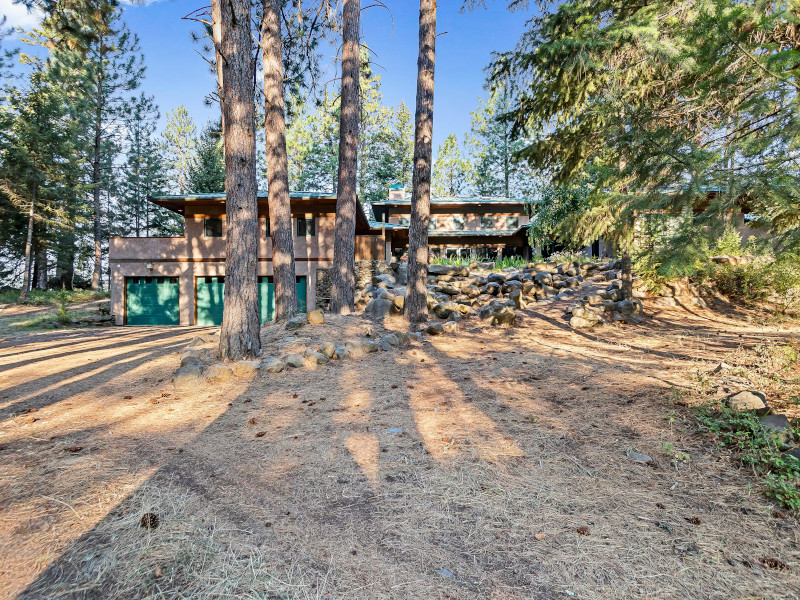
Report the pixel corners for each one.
[1,296,800,599]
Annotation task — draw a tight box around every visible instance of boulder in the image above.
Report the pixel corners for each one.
[725,390,768,414]
[487,273,507,284]
[307,309,325,325]
[396,264,408,285]
[426,323,445,335]
[570,316,598,329]
[365,298,395,317]
[509,289,523,309]
[285,314,306,331]
[283,354,306,368]
[481,282,501,296]
[438,283,461,296]
[261,357,285,373]
[318,342,336,358]
[479,301,516,327]
[180,354,206,367]
[462,284,481,299]
[174,365,203,390]
[761,414,795,448]
[333,346,349,360]
[345,341,365,357]
[378,340,394,351]
[205,363,233,382]
[361,339,380,353]
[187,333,217,347]
[382,333,400,347]
[232,360,261,378]
[428,264,469,277]
[303,349,330,365]
[433,301,461,319]
[443,321,459,334]
[393,295,405,311]
[472,261,495,270]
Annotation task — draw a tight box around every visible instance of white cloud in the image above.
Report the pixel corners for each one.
[1,0,43,32]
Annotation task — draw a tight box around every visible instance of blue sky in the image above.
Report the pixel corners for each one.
[3,0,534,157]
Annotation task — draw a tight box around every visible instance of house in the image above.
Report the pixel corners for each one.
[371,185,534,261]
[108,192,384,326]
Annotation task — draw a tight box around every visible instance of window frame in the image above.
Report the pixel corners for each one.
[203,217,224,238]
[297,217,316,237]
[505,216,520,230]
[480,216,494,230]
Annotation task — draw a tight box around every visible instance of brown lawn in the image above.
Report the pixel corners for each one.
[1,298,799,599]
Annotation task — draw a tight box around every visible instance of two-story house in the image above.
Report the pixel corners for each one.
[371,185,533,261]
[108,192,384,326]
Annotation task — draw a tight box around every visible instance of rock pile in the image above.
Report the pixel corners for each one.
[567,271,646,328]
[357,260,610,327]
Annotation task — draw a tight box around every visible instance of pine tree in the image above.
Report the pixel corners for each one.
[0,65,75,298]
[188,120,225,193]
[432,134,469,197]
[162,105,198,194]
[330,0,361,314]
[406,0,437,326]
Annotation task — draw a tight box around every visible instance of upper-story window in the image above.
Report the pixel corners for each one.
[398,216,410,227]
[297,217,315,237]
[428,217,438,231]
[506,216,520,230]
[480,216,494,229]
[452,215,465,231]
[204,218,223,238]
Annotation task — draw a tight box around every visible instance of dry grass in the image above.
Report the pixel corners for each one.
[2,297,800,599]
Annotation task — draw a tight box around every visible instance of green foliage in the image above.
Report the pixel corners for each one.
[714,262,772,301]
[491,0,800,262]
[714,226,743,256]
[526,181,591,250]
[697,403,800,511]
[188,120,225,194]
[162,105,197,194]
[467,85,540,197]
[432,134,471,197]
[0,288,107,306]
[430,255,530,270]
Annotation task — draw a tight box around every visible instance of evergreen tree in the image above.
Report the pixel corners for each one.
[117,93,179,237]
[467,86,538,197]
[162,105,198,194]
[0,64,76,298]
[432,134,470,197]
[188,120,225,193]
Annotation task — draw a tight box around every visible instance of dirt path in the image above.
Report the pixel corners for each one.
[1,301,799,599]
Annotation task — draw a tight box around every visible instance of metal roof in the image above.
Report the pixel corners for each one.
[372,196,531,206]
[148,191,337,201]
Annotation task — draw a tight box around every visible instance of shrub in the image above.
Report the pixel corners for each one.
[713,225,743,255]
[697,402,800,511]
[713,262,772,301]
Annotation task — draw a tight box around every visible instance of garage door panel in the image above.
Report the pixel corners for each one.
[126,277,180,326]
[196,276,307,325]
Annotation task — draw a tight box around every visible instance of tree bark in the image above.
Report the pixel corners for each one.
[19,184,36,302]
[215,0,261,360]
[34,224,47,289]
[621,252,633,301]
[91,64,104,292]
[262,0,298,321]
[405,0,436,326]
[330,0,361,314]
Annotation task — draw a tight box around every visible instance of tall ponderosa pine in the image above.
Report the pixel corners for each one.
[406,0,437,325]
[162,105,197,194]
[214,0,261,359]
[261,0,299,321]
[188,120,225,193]
[330,0,361,314]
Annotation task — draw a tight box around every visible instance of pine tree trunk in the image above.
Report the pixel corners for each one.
[19,184,36,302]
[91,69,104,292]
[330,0,361,315]
[262,0,298,321]
[405,0,436,326]
[215,0,261,360]
[56,233,75,291]
[34,226,47,290]
[621,253,633,301]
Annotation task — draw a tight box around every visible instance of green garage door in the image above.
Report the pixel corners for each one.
[126,277,180,326]
[196,276,307,326]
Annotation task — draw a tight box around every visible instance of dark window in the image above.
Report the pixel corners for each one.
[481,216,494,229]
[265,218,270,236]
[297,217,315,236]
[452,216,465,231]
[428,217,437,231]
[398,217,410,227]
[204,218,223,238]
[506,216,520,230]
[157,277,165,284]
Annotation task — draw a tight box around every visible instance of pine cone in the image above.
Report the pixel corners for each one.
[140,513,159,530]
